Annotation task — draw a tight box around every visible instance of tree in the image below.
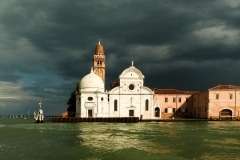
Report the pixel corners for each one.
[67,83,79,116]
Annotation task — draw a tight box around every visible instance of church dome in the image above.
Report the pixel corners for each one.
[80,68,104,92]
[95,41,104,55]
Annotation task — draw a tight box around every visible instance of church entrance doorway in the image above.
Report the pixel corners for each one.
[88,110,93,118]
[129,110,134,117]
[155,107,160,117]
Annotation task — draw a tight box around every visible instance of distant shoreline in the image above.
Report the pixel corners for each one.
[51,117,240,123]
[1,116,239,122]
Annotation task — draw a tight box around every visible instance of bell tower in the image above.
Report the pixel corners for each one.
[93,40,106,84]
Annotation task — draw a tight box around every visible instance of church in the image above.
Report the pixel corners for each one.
[69,41,240,122]
[75,41,160,120]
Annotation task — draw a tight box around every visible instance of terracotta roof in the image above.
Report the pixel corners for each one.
[153,88,197,95]
[209,84,240,90]
[95,42,104,54]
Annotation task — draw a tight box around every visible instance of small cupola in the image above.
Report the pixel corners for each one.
[95,40,104,55]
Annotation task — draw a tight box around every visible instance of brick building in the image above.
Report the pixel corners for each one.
[153,89,197,119]
[192,84,240,120]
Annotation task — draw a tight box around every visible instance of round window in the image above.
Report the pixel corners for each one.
[129,84,135,90]
[88,97,93,101]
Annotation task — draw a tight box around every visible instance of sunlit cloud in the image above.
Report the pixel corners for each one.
[0,81,36,101]
[193,25,240,45]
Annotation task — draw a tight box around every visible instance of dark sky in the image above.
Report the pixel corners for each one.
[0,0,240,115]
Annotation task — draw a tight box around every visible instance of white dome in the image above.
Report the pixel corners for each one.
[80,68,104,92]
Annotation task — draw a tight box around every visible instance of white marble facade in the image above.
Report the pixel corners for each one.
[76,63,158,120]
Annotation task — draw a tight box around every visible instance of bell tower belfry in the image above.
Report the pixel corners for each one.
[93,40,106,84]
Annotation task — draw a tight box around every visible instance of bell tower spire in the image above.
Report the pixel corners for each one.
[93,40,106,84]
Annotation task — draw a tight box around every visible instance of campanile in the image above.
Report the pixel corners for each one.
[93,40,106,84]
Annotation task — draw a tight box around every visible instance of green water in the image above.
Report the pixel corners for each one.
[0,118,240,160]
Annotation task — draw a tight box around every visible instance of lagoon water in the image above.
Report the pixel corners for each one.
[0,118,240,160]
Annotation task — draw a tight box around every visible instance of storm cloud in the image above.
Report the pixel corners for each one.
[0,0,239,115]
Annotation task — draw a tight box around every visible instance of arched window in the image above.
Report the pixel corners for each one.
[114,100,118,111]
[145,99,149,111]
